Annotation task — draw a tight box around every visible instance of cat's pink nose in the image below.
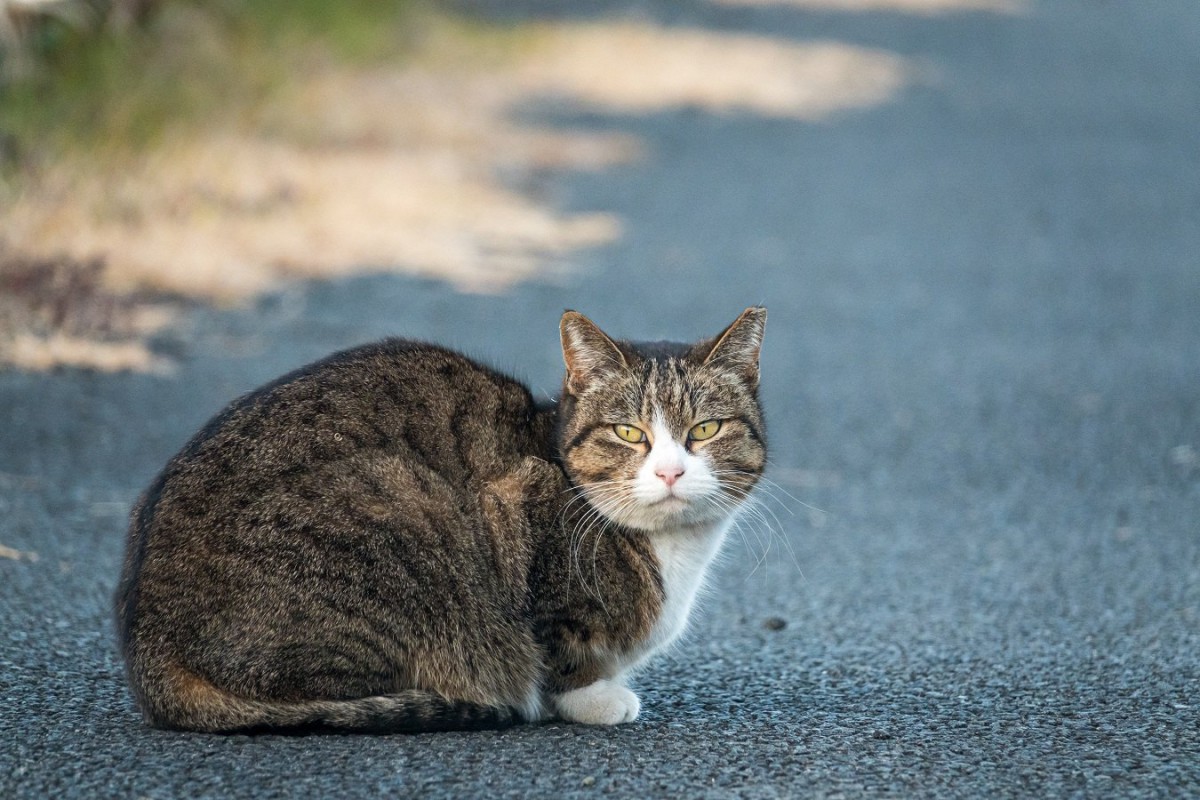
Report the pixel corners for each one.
[655,465,685,487]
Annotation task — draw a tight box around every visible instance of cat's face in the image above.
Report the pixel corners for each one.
[558,308,767,533]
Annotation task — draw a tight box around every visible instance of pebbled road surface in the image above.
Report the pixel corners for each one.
[2,1,1198,796]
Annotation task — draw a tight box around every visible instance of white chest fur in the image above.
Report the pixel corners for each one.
[619,519,730,674]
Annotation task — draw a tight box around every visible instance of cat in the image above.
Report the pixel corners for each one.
[114,307,767,732]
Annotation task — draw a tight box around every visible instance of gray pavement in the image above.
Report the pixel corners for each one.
[2,0,1199,796]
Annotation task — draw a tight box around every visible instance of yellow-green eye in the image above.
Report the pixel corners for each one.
[689,420,722,441]
[613,424,646,444]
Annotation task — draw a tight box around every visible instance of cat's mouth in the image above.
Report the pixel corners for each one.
[649,495,688,510]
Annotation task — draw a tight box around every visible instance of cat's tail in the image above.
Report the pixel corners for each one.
[136,663,519,734]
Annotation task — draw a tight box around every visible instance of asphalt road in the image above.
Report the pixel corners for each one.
[3,1,1198,797]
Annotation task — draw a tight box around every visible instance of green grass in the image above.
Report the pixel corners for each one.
[236,0,427,61]
[0,0,431,163]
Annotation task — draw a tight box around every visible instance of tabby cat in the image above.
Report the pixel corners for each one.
[115,308,767,732]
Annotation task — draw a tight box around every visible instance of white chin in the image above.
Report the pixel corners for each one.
[653,496,689,512]
[619,497,696,532]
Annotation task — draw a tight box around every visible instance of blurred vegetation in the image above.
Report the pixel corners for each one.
[0,0,454,368]
[0,0,435,164]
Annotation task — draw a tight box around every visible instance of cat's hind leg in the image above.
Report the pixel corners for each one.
[132,659,518,733]
[476,456,568,721]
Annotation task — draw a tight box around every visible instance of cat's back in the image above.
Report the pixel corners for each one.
[115,339,549,646]
[114,340,560,726]
[161,338,543,486]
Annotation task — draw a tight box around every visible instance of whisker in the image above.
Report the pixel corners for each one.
[704,478,808,582]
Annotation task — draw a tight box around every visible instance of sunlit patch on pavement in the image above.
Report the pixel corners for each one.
[513,22,914,121]
[707,0,1027,15]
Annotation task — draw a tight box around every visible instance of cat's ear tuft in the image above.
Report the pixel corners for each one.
[704,306,767,387]
[561,311,627,396]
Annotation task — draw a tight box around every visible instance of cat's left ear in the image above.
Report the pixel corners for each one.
[561,311,628,396]
[704,306,767,387]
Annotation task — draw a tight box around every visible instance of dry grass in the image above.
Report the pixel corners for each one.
[3,109,630,301]
[0,252,174,371]
[1,15,917,371]
[4,332,168,371]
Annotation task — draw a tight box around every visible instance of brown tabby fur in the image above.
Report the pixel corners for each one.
[115,308,767,732]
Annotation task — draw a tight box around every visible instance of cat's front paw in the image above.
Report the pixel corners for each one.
[554,679,641,725]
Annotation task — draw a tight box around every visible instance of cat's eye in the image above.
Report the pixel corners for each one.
[613,424,646,444]
[688,420,722,441]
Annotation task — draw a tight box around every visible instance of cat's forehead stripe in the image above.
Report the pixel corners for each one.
[635,357,697,434]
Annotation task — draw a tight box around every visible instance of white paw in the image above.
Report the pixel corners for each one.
[554,679,641,725]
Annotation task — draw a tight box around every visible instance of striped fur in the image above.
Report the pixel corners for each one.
[115,309,766,732]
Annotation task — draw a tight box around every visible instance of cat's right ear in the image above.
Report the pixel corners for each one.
[561,311,627,396]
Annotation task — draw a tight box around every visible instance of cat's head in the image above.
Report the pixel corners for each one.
[557,308,767,534]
